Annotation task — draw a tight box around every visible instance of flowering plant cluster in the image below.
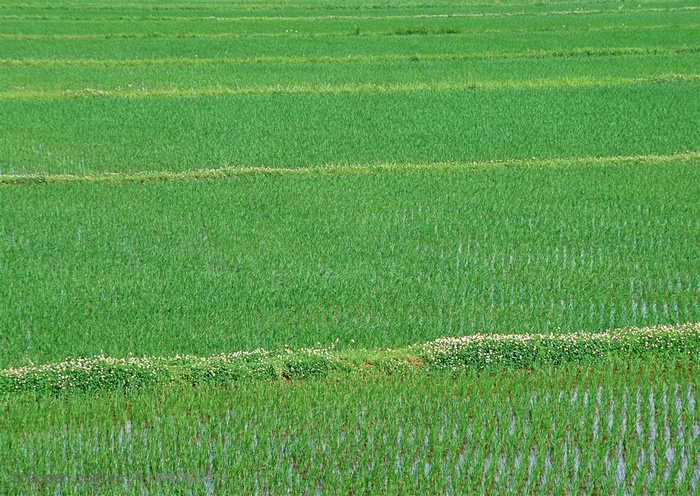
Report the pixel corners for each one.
[0,347,345,394]
[418,323,700,370]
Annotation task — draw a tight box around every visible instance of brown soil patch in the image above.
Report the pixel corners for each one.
[406,356,424,367]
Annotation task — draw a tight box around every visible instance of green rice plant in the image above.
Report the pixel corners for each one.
[3,53,697,97]
[5,6,693,41]
[0,81,698,175]
[2,163,699,366]
[1,0,699,490]
[1,15,696,62]
[2,81,698,175]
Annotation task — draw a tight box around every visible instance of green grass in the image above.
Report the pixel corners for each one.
[1,357,697,493]
[2,162,699,368]
[1,0,697,176]
[2,53,698,98]
[2,23,696,60]
[1,0,695,21]
[2,82,699,175]
[1,0,699,491]
[8,8,691,36]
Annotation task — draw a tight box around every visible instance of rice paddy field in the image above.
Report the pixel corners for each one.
[1,0,699,492]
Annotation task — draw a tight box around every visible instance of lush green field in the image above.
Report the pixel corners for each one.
[1,0,699,492]
[2,82,699,175]
[2,54,699,99]
[2,359,698,493]
[1,0,698,174]
[2,161,699,367]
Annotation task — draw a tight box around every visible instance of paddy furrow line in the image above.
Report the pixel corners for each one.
[3,152,699,186]
[3,46,698,69]
[2,22,697,40]
[2,5,698,22]
[1,73,699,101]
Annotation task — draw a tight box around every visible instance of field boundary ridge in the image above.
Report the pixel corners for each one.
[1,73,698,101]
[3,46,699,70]
[2,5,698,23]
[2,151,699,186]
[1,322,698,395]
